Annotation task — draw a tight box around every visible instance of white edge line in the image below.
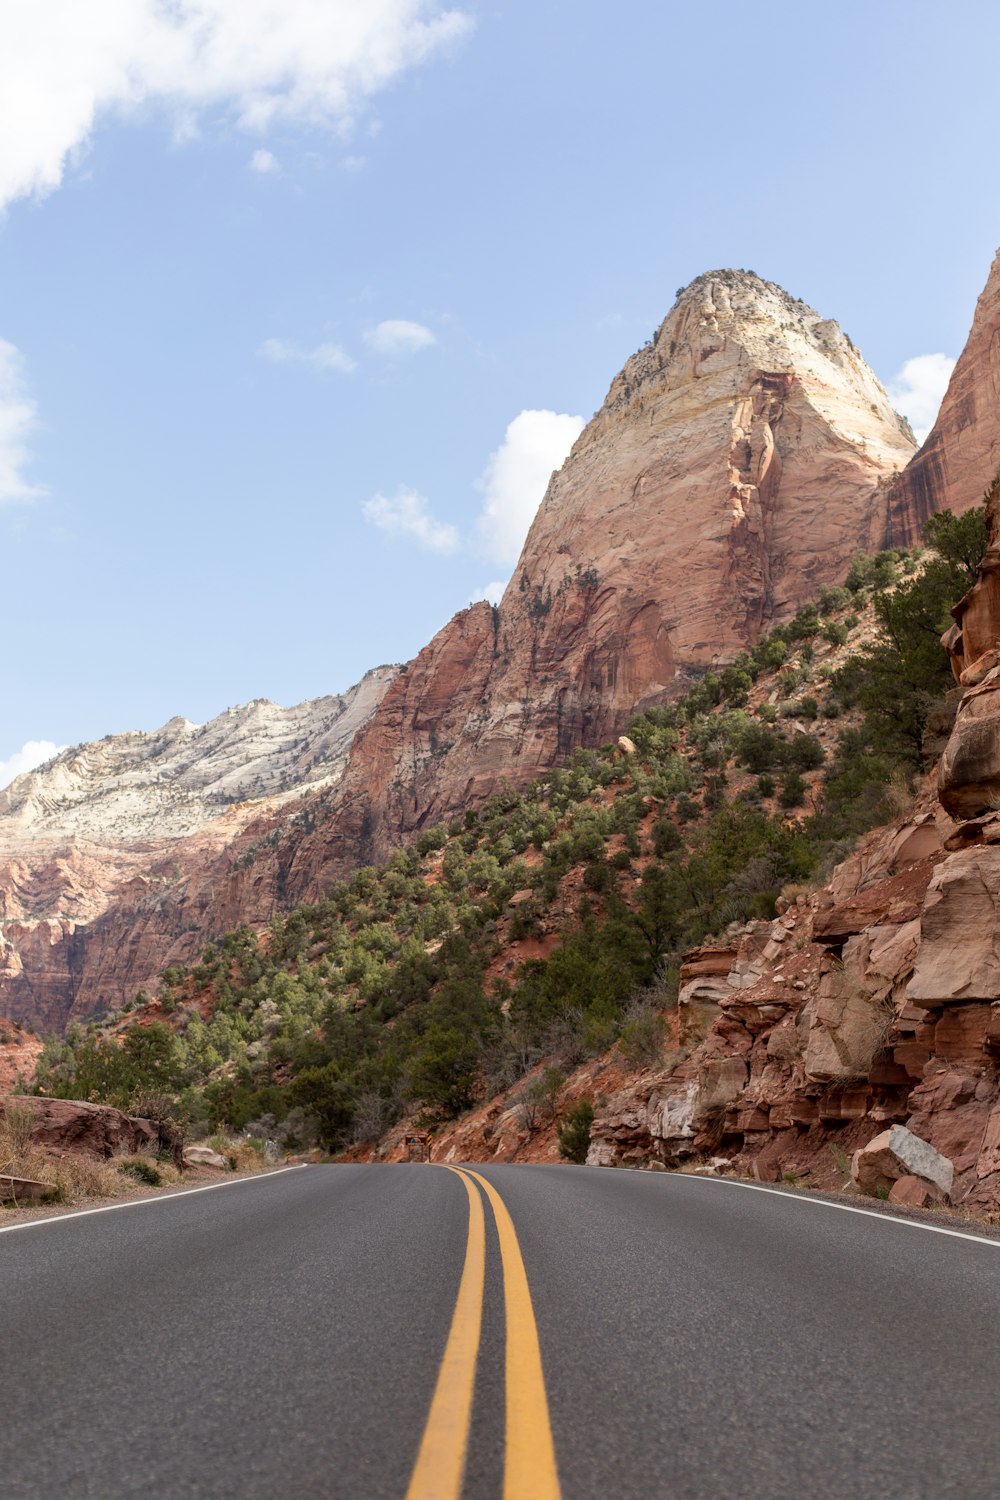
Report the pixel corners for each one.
[673,1171,1000,1248]
[0,1164,307,1236]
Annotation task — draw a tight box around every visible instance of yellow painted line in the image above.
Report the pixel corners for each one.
[405,1166,486,1500]
[458,1168,562,1500]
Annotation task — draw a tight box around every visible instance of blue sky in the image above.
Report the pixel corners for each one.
[2,0,999,783]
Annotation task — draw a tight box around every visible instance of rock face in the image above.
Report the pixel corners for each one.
[938,476,1000,817]
[582,755,1000,1215]
[884,248,1000,546]
[0,668,396,1032]
[302,270,917,871]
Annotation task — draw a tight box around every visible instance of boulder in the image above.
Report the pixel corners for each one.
[851,1125,954,1200]
[183,1145,229,1170]
[888,1174,945,1209]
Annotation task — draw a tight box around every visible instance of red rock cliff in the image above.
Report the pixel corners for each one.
[883,248,1000,546]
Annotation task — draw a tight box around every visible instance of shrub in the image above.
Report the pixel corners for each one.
[617,994,667,1068]
[652,817,682,856]
[779,770,807,808]
[557,1099,594,1164]
[118,1157,163,1186]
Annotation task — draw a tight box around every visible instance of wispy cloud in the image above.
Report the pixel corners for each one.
[0,2,473,212]
[0,738,64,791]
[471,579,508,604]
[362,408,583,572]
[888,352,956,444]
[364,320,436,356]
[476,409,583,565]
[362,486,459,554]
[0,339,47,505]
[249,148,279,174]
[258,337,357,374]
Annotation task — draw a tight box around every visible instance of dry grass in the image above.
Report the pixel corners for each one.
[229,1141,268,1173]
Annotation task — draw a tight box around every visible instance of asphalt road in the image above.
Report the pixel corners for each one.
[2,1163,999,1499]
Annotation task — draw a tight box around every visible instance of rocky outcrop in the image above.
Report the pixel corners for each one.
[584,792,1000,1215]
[883,249,1000,546]
[938,476,1000,817]
[0,1094,159,1159]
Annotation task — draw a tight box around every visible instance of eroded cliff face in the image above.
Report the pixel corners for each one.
[0,668,396,1031]
[883,248,1000,546]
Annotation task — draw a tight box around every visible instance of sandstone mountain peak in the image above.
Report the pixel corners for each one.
[304,265,919,880]
[584,266,915,458]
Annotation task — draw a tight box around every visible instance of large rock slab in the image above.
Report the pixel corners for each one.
[852,1125,954,1199]
[802,959,889,1084]
[907,848,1000,1004]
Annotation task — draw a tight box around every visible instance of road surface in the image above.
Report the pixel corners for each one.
[2,1163,998,1498]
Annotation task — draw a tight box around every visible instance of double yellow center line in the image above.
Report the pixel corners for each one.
[405,1166,561,1500]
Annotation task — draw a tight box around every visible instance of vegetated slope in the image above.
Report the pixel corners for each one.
[32,509,992,1207]
[0,667,397,1033]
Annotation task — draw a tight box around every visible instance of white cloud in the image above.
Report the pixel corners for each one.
[365,319,435,356]
[259,337,356,374]
[0,1,473,212]
[0,339,46,504]
[476,409,584,565]
[362,485,459,554]
[0,739,65,790]
[888,352,956,444]
[249,148,279,174]
[472,579,508,604]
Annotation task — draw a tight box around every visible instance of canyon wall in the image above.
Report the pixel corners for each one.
[883,248,1000,546]
[8,257,1000,1034]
